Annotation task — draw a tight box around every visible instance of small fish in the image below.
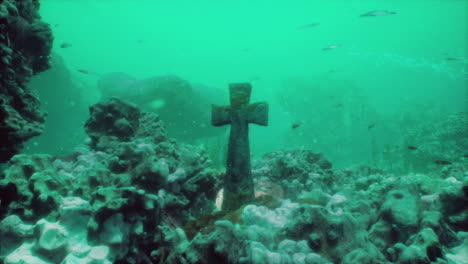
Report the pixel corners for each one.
[434,160,452,165]
[76,69,100,76]
[322,44,341,51]
[77,69,91,75]
[334,103,344,108]
[136,39,145,44]
[296,23,320,30]
[240,48,250,52]
[360,10,397,17]
[407,145,418,151]
[463,154,468,158]
[368,124,375,130]
[60,42,72,48]
[446,57,466,61]
[291,122,302,130]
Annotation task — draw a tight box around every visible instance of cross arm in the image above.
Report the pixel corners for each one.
[211,105,231,126]
[247,102,268,126]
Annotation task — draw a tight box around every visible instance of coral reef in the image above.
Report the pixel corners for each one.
[2,198,113,264]
[0,0,53,163]
[0,98,466,263]
[158,150,466,263]
[252,150,332,200]
[0,98,220,263]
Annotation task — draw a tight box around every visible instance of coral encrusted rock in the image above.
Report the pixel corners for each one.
[0,98,221,263]
[0,0,53,163]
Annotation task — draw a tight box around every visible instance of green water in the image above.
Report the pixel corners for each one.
[27,0,467,169]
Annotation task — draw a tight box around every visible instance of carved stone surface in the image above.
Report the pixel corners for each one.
[212,83,268,211]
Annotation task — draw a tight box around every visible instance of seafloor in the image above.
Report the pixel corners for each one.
[0,96,467,264]
[1,1,467,264]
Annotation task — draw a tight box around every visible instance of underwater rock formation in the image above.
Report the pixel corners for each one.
[2,198,113,264]
[97,73,227,141]
[0,98,220,263]
[0,0,53,163]
[85,97,141,146]
[0,98,466,263]
[252,150,333,200]
[157,151,464,263]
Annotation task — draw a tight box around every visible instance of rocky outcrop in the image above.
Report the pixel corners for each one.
[0,0,53,163]
[97,73,227,141]
[0,98,220,263]
[252,150,333,200]
[149,151,465,264]
[1,198,113,264]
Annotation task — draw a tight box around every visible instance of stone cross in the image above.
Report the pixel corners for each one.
[212,83,268,211]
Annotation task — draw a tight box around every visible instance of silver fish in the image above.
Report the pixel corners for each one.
[360,10,396,17]
[322,44,341,51]
[76,69,101,76]
[297,23,320,30]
